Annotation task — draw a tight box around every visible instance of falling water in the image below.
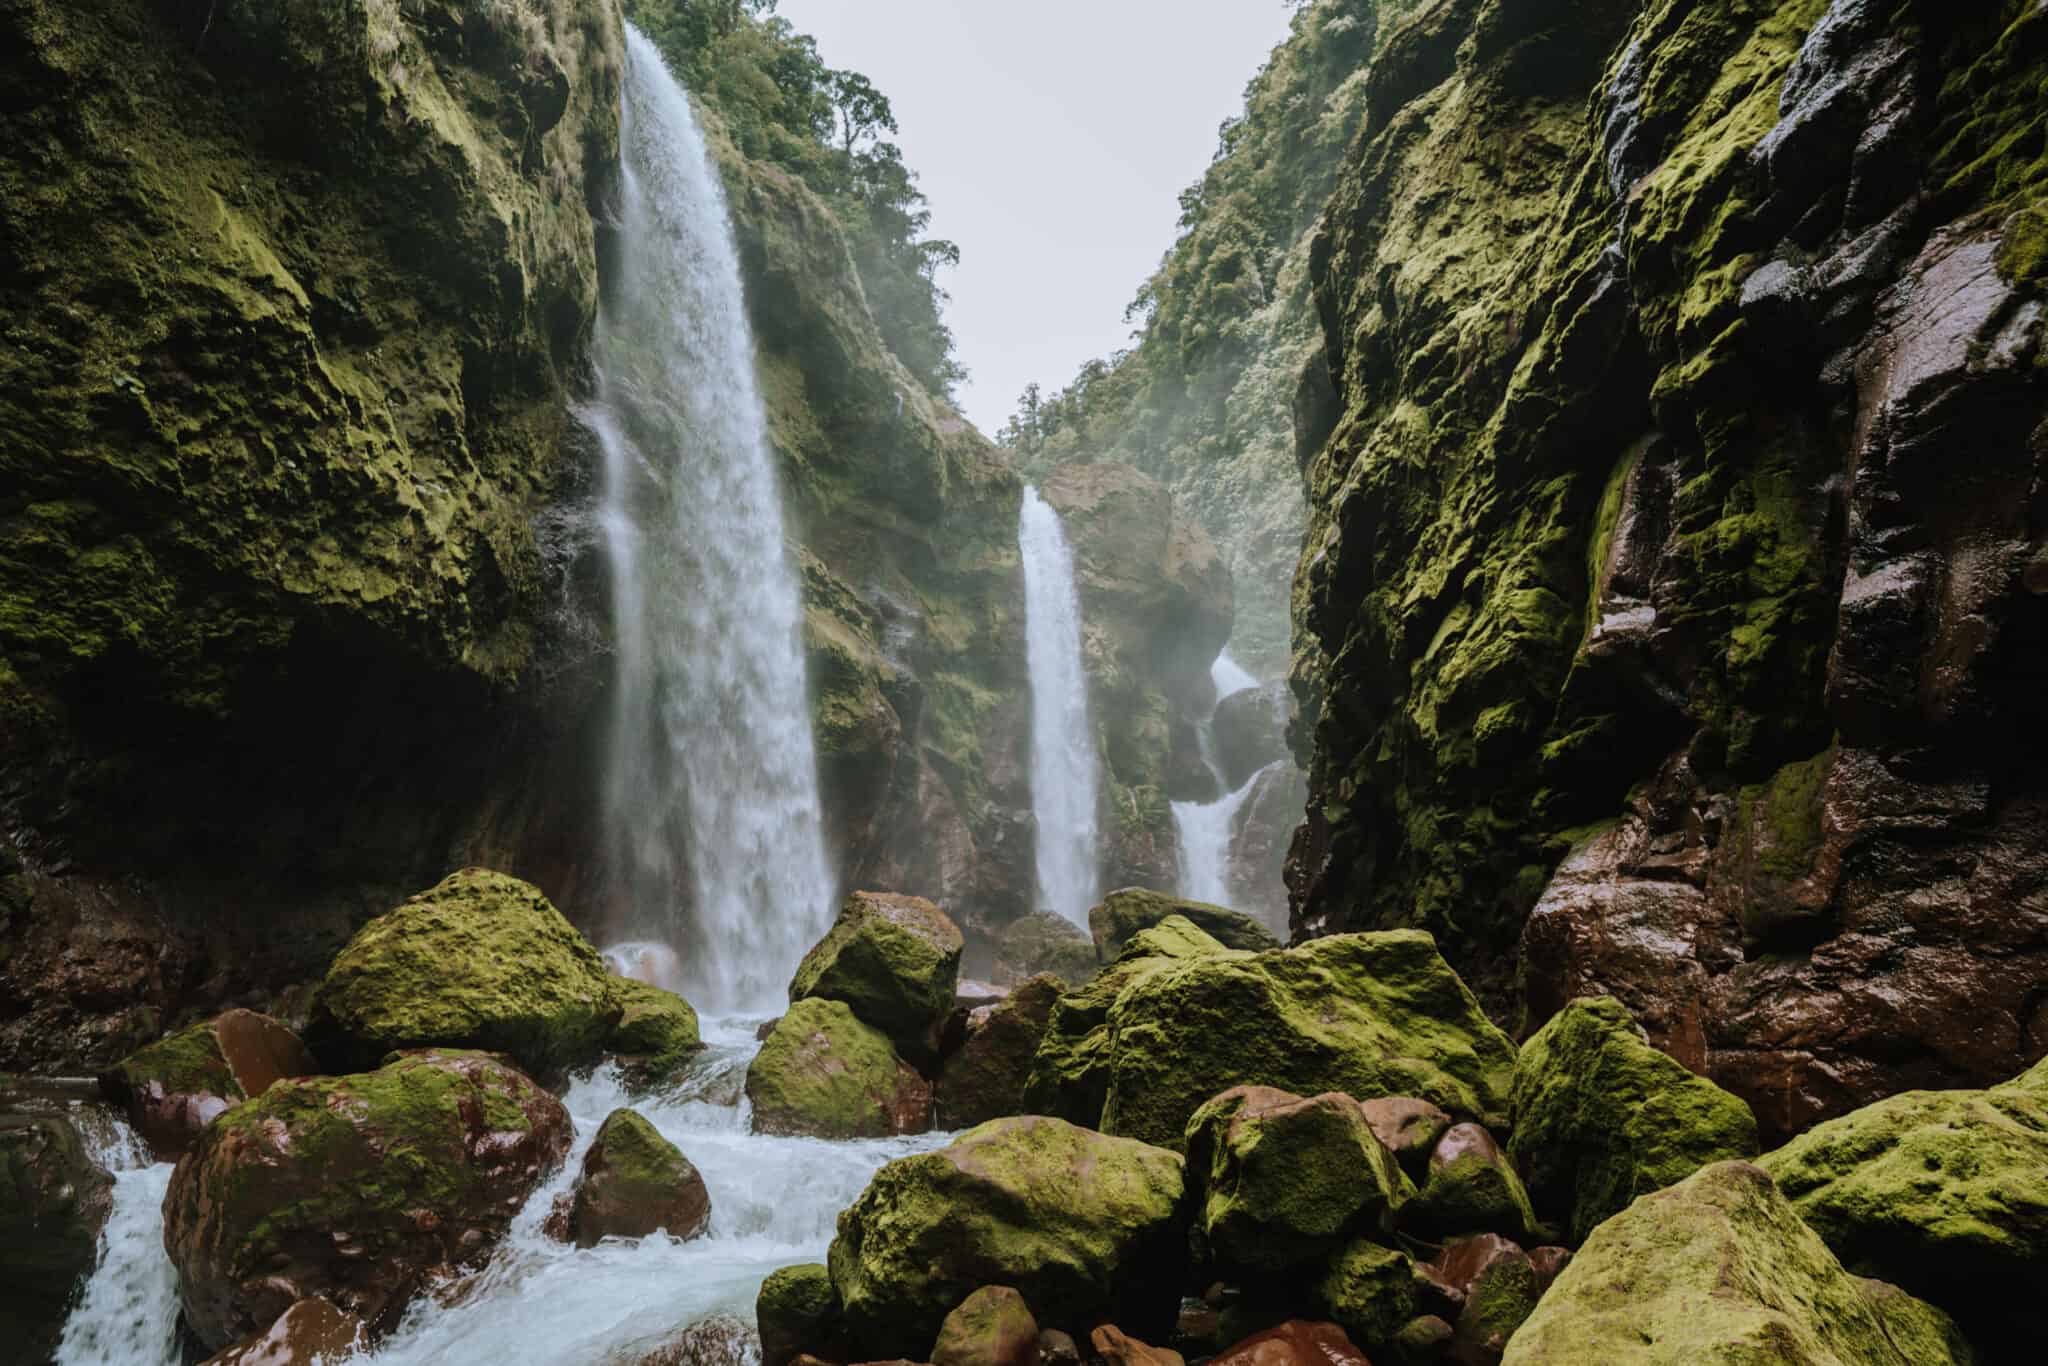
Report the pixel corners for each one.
[53,1110,179,1366]
[589,28,835,1012]
[1172,652,1268,907]
[1019,487,1101,925]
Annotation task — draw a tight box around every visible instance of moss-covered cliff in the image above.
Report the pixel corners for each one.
[1292,0,2047,1136]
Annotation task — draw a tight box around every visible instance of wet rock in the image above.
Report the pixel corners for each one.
[1226,763,1308,933]
[1090,1326,1185,1366]
[1099,932,1518,1150]
[604,1313,760,1366]
[1185,1087,1413,1275]
[1392,1315,1453,1360]
[197,1297,365,1366]
[304,869,622,1080]
[1036,1329,1081,1366]
[992,913,1098,987]
[745,997,931,1139]
[1088,887,1280,961]
[1524,1246,1571,1291]
[1211,683,1291,792]
[162,1047,572,1351]
[1510,997,1756,1242]
[606,979,703,1091]
[0,1105,115,1361]
[1438,1238,1538,1366]
[1408,1123,1534,1240]
[931,1286,1039,1366]
[758,1264,842,1366]
[1208,1321,1369,1366]
[1311,1238,1418,1354]
[935,975,1061,1130]
[828,1116,1187,1359]
[1503,1163,1971,1365]
[791,891,964,1066]
[1357,1097,1452,1182]
[98,1008,315,1161]
[564,1109,710,1248]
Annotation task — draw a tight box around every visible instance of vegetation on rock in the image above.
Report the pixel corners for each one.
[744,996,929,1139]
[566,1108,712,1248]
[790,891,963,1066]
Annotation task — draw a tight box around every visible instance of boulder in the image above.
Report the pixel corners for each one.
[828,1116,1188,1359]
[304,869,621,1079]
[1509,997,1757,1242]
[758,1264,842,1366]
[565,1109,711,1248]
[931,1286,1040,1366]
[162,1048,572,1350]
[1116,915,1235,964]
[1089,888,1280,960]
[1210,683,1291,792]
[746,997,931,1139]
[607,978,703,1089]
[1038,1329,1082,1366]
[0,1105,114,1361]
[1759,1054,2048,1344]
[99,1009,315,1160]
[1311,1238,1419,1353]
[197,1298,365,1366]
[936,975,1062,1130]
[1090,1325,1186,1366]
[603,1314,759,1366]
[1408,1123,1534,1240]
[1502,1163,1972,1365]
[1435,1237,1539,1366]
[791,891,963,1065]
[993,913,1099,987]
[1100,932,1519,1149]
[1185,1087,1413,1275]
[1358,1096,1453,1181]
[1209,1321,1369,1366]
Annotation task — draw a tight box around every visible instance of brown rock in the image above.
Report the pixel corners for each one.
[99,1009,316,1160]
[1429,1237,1524,1306]
[198,1298,365,1366]
[1036,1330,1081,1366]
[1356,1096,1452,1180]
[936,976,1062,1129]
[931,1287,1039,1366]
[1434,1238,1539,1366]
[0,1098,115,1362]
[1209,1322,1370,1366]
[566,1109,711,1248]
[1524,1246,1570,1291]
[1090,1326,1186,1366]
[602,1314,759,1366]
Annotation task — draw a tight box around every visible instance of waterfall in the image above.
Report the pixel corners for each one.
[588,27,835,1012]
[1019,486,1101,925]
[54,1113,179,1366]
[1172,652,1266,906]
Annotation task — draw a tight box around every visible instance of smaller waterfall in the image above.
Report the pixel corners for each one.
[55,1116,179,1366]
[1172,652,1267,907]
[1020,487,1101,925]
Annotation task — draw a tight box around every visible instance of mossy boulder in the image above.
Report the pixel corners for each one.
[606,978,703,1089]
[1100,932,1519,1150]
[1510,997,1758,1243]
[827,1116,1189,1359]
[1088,888,1280,961]
[1184,1086,1414,1276]
[745,997,930,1139]
[304,869,621,1080]
[936,974,1062,1130]
[99,1008,314,1159]
[1502,1162,1972,1365]
[1442,1235,1540,1366]
[1409,1123,1535,1240]
[1311,1238,1420,1354]
[931,1285,1040,1366]
[0,1104,114,1361]
[1759,1054,2048,1344]
[565,1109,710,1248]
[758,1263,842,1366]
[162,1047,572,1351]
[196,1297,364,1366]
[993,912,1100,987]
[791,891,964,1065]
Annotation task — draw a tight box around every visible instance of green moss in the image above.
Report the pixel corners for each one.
[1312,1239,1419,1354]
[103,1018,234,1100]
[743,997,915,1140]
[607,978,702,1083]
[1410,1144,1536,1239]
[759,1263,841,1366]
[1737,748,1830,880]
[1021,941,1215,1128]
[1583,445,1639,629]
[1998,205,2048,286]
[789,892,962,1062]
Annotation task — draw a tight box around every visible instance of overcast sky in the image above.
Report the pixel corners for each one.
[772,0,1299,437]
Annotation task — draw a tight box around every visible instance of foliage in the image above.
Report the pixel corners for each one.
[624,0,965,396]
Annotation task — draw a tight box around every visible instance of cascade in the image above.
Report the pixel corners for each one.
[52,1111,177,1366]
[1171,651,1272,906]
[1019,486,1101,924]
[588,27,836,1012]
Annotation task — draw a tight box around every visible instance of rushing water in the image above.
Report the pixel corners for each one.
[1019,486,1101,925]
[1171,652,1268,907]
[589,26,836,1013]
[54,1109,179,1366]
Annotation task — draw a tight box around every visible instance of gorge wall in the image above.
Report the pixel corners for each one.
[1290,0,2048,1139]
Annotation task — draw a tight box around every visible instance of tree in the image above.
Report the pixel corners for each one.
[828,69,897,155]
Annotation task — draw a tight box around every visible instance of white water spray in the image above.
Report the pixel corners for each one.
[1019,487,1101,925]
[1172,652,1270,907]
[54,1115,179,1366]
[590,28,835,1012]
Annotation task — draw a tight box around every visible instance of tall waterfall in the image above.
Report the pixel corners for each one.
[587,28,834,1012]
[1020,487,1101,924]
[1172,652,1267,906]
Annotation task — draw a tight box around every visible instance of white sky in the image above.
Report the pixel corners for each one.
[773,0,1299,436]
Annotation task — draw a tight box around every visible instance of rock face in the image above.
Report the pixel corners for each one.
[745,997,931,1139]
[1511,997,1758,1243]
[828,1116,1189,1359]
[564,1108,711,1248]
[936,974,1062,1130]
[197,1297,365,1366]
[98,1008,314,1159]
[1211,684,1291,792]
[1760,1054,2048,1345]
[1288,0,2048,1130]
[162,1047,572,1350]
[305,869,621,1078]
[1088,888,1281,961]
[1503,1162,1972,1365]
[0,1103,114,1360]
[790,891,963,1065]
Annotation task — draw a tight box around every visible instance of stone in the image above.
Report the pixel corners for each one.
[1503,1163,1971,1365]
[1090,1326,1185,1366]
[1210,683,1291,792]
[607,978,703,1089]
[1759,1054,2048,1344]
[604,1314,759,1366]
[1393,1316,1453,1360]
[1185,1087,1413,1275]
[993,913,1099,987]
[1089,888,1280,961]
[162,1047,572,1351]
[1509,997,1757,1242]
[1100,932,1519,1150]
[1525,1247,1571,1291]
[1408,1123,1534,1240]
[791,891,963,1066]
[0,1104,114,1361]
[1441,1239,1539,1366]
[304,869,622,1079]
[1208,1321,1369,1366]
[565,1109,711,1248]
[1311,1238,1418,1353]
[1037,1329,1081,1366]
[758,1264,841,1366]
[1357,1097,1453,1182]
[936,975,1062,1130]
[931,1286,1040,1366]
[197,1298,365,1366]
[746,997,931,1139]
[828,1116,1188,1359]
[99,1009,315,1160]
